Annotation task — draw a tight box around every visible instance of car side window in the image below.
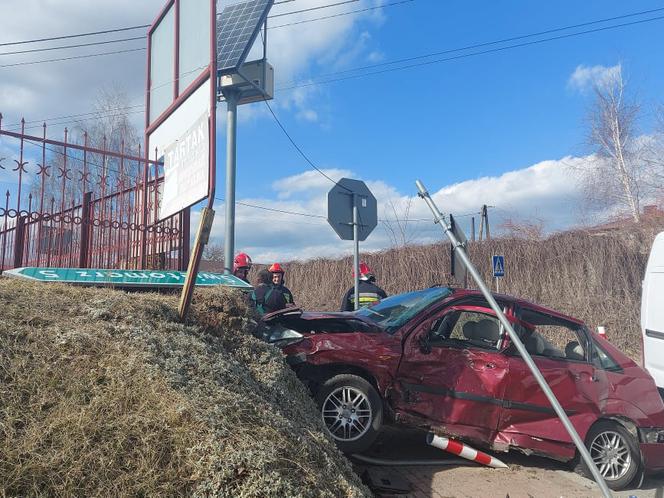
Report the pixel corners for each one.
[432,310,501,350]
[591,339,622,372]
[513,315,588,362]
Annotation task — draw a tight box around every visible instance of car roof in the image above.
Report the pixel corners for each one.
[448,288,585,326]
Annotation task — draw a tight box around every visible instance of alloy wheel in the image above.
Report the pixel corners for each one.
[321,386,372,442]
[589,430,632,481]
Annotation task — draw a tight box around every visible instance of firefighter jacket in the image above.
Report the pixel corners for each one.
[251,283,287,315]
[340,280,387,311]
[276,284,295,306]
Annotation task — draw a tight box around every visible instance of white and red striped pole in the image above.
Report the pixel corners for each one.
[426,433,508,469]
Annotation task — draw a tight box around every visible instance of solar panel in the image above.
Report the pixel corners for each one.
[217,0,274,75]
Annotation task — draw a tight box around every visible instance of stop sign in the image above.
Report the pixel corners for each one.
[327,178,377,241]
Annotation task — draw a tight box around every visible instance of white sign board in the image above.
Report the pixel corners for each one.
[160,112,209,220]
[149,79,210,221]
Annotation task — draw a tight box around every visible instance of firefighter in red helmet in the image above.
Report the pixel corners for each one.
[268,262,295,306]
[232,252,252,283]
[340,262,387,311]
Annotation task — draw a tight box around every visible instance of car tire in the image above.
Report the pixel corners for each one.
[574,420,642,491]
[315,374,382,454]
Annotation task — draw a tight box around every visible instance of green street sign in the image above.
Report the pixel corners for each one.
[3,267,253,290]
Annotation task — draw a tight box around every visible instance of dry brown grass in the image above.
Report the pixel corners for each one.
[0,279,370,498]
[282,225,664,359]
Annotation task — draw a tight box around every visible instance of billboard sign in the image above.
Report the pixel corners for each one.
[160,111,209,220]
[146,0,215,222]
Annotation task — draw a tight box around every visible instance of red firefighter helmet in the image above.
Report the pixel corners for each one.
[233,252,252,273]
[353,262,374,280]
[268,262,285,274]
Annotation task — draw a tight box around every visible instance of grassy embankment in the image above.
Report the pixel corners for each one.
[0,280,370,497]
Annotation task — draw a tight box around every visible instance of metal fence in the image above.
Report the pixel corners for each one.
[0,116,190,271]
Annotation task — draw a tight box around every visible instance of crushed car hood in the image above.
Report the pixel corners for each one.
[263,307,383,334]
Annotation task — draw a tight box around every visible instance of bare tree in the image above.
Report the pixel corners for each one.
[30,85,141,205]
[582,70,645,222]
[641,106,664,204]
[381,197,420,248]
[500,216,545,240]
[203,244,224,263]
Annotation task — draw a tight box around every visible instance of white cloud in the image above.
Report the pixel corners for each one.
[204,155,600,262]
[296,109,318,122]
[0,0,389,131]
[568,63,621,92]
[272,168,350,199]
[367,50,385,63]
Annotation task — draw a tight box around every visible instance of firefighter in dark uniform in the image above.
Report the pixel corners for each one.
[269,263,295,306]
[251,269,287,315]
[341,262,387,311]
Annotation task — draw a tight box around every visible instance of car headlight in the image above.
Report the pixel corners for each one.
[639,428,664,444]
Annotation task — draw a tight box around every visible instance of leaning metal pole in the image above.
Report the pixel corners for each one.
[415,180,612,498]
[223,90,239,274]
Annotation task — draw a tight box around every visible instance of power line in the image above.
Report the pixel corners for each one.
[213,195,478,224]
[0,0,403,70]
[0,24,150,48]
[0,36,145,57]
[262,99,350,191]
[20,109,146,133]
[278,9,664,90]
[281,5,664,83]
[2,105,145,130]
[216,197,326,219]
[5,6,658,131]
[269,0,359,18]
[270,0,414,29]
[0,47,145,69]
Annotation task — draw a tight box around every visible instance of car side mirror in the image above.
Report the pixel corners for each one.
[418,334,432,355]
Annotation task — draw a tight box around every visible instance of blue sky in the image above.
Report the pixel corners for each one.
[1,0,663,260]
[240,0,664,187]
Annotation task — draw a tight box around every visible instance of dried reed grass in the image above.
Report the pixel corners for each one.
[283,225,663,359]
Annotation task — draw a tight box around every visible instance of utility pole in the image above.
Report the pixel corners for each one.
[477,205,493,241]
[478,210,484,242]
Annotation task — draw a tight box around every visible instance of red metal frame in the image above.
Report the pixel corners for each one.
[0,117,189,272]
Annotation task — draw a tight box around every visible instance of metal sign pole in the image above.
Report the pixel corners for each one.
[353,193,360,310]
[179,207,215,317]
[415,180,612,498]
[223,90,239,274]
[177,0,218,320]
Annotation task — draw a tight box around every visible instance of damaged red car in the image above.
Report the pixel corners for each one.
[265,287,664,490]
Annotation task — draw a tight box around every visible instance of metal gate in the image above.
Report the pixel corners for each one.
[0,116,190,271]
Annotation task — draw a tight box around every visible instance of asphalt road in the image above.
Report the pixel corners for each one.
[352,427,664,498]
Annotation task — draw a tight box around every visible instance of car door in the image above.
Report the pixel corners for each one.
[393,306,511,442]
[499,309,604,451]
[642,232,664,390]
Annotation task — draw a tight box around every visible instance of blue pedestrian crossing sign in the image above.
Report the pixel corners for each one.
[493,255,505,277]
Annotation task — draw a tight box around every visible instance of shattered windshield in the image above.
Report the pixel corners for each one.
[355,287,452,334]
